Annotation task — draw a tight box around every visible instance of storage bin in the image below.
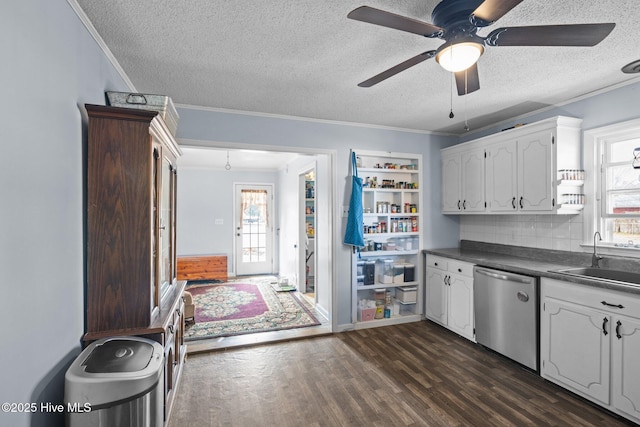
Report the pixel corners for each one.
[363,261,375,285]
[404,264,415,282]
[106,91,179,136]
[399,303,415,316]
[393,264,405,284]
[396,286,417,303]
[358,307,376,322]
[372,289,386,301]
[378,259,394,284]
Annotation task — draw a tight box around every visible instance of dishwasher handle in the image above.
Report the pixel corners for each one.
[474,267,532,284]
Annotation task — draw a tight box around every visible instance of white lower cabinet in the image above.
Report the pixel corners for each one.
[541,278,640,424]
[425,255,474,341]
[612,315,640,421]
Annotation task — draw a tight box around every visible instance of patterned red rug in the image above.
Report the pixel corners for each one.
[184,281,320,341]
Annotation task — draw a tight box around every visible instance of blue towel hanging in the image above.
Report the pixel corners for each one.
[344,151,365,248]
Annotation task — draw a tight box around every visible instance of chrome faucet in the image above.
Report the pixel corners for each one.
[592,231,603,268]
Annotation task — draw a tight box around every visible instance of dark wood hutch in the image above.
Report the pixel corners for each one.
[84,104,186,423]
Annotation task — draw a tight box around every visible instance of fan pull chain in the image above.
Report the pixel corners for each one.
[463,70,470,131]
[448,72,454,119]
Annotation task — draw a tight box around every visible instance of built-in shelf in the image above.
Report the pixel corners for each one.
[352,150,423,330]
[357,280,419,291]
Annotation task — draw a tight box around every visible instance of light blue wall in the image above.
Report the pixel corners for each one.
[176,166,279,274]
[1,1,132,426]
[459,81,640,143]
[175,108,460,327]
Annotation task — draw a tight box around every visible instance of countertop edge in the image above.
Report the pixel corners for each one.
[423,248,640,295]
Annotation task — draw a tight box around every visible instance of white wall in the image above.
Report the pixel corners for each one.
[177,166,279,275]
[1,1,133,426]
[276,157,315,285]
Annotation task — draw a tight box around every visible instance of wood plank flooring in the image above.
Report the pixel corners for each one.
[169,321,636,426]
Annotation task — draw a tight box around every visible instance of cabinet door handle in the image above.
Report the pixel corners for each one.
[616,320,622,339]
[169,325,175,334]
[457,200,461,210]
[602,317,608,336]
[463,200,467,210]
[519,196,524,209]
[601,301,624,309]
[512,197,516,209]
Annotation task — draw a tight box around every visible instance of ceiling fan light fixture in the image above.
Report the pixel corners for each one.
[436,41,484,73]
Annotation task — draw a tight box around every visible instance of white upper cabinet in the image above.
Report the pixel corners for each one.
[517,129,555,211]
[442,147,485,213]
[442,151,462,213]
[442,116,582,215]
[485,140,517,211]
[462,149,485,212]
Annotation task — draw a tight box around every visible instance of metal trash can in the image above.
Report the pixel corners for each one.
[65,336,164,427]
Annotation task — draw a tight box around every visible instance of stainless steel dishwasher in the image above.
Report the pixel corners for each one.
[474,267,538,371]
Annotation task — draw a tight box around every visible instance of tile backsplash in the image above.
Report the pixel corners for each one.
[460,214,585,252]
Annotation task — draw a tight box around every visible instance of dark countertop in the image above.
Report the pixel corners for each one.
[423,244,640,295]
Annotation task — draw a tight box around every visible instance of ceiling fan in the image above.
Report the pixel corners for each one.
[348,0,615,95]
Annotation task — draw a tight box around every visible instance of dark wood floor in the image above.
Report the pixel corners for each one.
[169,321,636,426]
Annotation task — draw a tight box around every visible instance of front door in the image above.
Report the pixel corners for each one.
[234,184,274,276]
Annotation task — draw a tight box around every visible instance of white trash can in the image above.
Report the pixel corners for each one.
[64,336,164,427]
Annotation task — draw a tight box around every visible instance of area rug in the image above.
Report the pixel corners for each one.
[184,281,320,341]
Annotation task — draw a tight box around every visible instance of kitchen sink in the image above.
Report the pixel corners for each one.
[553,267,640,286]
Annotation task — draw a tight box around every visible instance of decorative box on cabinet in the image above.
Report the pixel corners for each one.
[424,255,475,341]
[84,104,186,424]
[351,150,423,329]
[540,278,640,425]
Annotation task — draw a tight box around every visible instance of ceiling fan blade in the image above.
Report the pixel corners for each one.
[472,0,525,25]
[454,64,480,96]
[358,50,437,87]
[348,6,443,38]
[486,23,616,46]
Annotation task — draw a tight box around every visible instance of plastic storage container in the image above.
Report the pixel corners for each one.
[363,261,375,285]
[65,336,164,427]
[396,286,418,303]
[393,263,405,284]
[379,259,394,284]
[404,263,415,282]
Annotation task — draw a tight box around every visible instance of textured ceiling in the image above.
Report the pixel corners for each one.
[75,0,640,135]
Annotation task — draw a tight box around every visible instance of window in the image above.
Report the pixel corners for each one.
[601,137,640,245]
[588,119,640,249]
[240,189,269,263]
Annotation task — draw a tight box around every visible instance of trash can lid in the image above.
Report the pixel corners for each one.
[83,339,154,373]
